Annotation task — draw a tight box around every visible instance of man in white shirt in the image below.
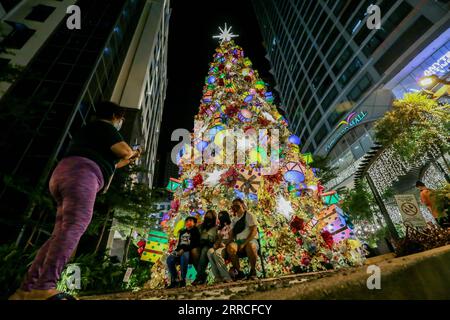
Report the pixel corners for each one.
[226,198,259,280]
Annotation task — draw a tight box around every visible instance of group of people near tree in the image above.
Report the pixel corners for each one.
[166,198,260,288]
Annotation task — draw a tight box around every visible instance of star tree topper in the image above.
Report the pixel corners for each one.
[213,23,239,43]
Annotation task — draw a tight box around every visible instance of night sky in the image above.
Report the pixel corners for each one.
[155,0,279,186]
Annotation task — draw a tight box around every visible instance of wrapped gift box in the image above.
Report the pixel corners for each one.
[141,230,169,263]
[331,227,354,243]
[317,205,346,231]
[321,190,340,205]
[166,178,182,192]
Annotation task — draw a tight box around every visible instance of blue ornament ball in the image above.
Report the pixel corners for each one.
[207,76,216,84]
[288,134,301,145]
[284,170,305,184]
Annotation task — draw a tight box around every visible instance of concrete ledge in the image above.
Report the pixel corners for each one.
[365,253,396,265]
[243,245,450,299]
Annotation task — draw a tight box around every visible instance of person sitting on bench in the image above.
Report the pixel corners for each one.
[166,216,200,288]
[226,198,259,281]
[207,211,233,284]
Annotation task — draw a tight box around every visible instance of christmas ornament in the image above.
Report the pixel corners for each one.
[234,169,262,194]
[238,109,253,122]
[204,169,227,187]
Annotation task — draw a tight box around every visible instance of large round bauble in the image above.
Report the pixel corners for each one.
[284,170,305,184]
[288,134,301,145]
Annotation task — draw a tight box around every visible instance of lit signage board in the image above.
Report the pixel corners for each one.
[423,50,450,76]
[325,111,368,152]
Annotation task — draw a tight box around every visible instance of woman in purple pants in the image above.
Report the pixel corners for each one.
[9,101,141,300]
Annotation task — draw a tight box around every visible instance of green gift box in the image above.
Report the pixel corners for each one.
[166,178,182,192]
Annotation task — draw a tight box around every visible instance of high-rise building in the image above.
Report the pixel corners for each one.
[111,0,169,187]
[253,0,449,189]
[0,0,78,95]
[0,0,170,243]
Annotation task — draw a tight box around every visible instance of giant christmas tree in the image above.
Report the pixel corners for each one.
[148,25,364,288]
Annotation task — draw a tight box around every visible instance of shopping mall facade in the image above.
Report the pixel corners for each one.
[321,29,450,191]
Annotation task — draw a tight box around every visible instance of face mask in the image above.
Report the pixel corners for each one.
[114,118,124,131]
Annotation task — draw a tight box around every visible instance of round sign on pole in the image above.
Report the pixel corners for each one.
[401,202,419,216]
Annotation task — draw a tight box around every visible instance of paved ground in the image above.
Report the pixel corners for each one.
[82,247,450,300]
[82,269,339,300]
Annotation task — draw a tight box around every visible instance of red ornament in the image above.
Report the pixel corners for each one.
[258,117,271,126]
[218,79,224,86]
[220,167,239,187]
[296,237,303,246]
[265,171,283,184]
[224,105,239,117]
[219,64,225,71]
[193,174,203,187]
[137,240,146,248]
[290,216,305,234]
[317,182,325,195]
[244,76,252,82]
[301,253,311,266]
[137,240,146,256]
[320,230,334,249]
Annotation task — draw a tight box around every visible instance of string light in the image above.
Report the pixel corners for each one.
[422,161,447,189]
[367,145,442,194]
[326,158,363,189]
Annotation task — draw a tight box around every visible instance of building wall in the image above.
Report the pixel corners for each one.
[0,0,77,95]
[253,0,449,153]
[0,0,148,242]
[111,0,170,188]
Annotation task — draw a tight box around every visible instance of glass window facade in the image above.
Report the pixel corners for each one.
[253,0,447,155]
[391,40,450,99]
[0,0,145,189]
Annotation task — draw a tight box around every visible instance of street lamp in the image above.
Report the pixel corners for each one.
[418,75,450,101]
[418,74,450,87]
